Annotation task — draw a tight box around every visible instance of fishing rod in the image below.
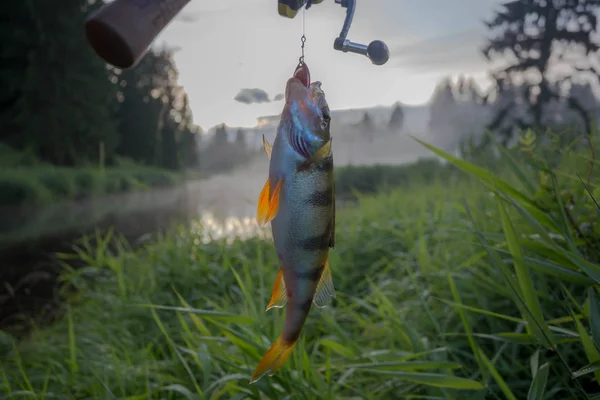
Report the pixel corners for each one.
[85,0,191,69]
[84,0,390,69]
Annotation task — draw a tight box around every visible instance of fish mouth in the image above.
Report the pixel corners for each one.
[285,77,308,103]
[293,63,310,87]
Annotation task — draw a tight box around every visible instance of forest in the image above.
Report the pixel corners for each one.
[0,0,254,207]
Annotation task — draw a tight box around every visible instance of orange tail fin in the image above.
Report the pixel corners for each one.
[250,335,297,383]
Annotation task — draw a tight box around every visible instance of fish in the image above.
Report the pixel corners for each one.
[250,74,336,384]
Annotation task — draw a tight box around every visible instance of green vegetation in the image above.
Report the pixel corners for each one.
[334,158,458,200]
[0,145,181,207]
[2,132,599,399]
[0,167,181,207]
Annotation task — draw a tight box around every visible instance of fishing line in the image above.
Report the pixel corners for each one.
[299,5,306,66]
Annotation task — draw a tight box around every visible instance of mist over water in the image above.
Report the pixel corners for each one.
[186,135,446,245]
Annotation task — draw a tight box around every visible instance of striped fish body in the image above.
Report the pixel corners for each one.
[251,77,335,383]
[270,119,334,336]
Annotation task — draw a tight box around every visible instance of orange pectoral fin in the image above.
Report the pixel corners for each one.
[268,179,283,220]
[256,179,270,226]
[256,179,271,226]
[256,178,283,227]
[266,267,288,311]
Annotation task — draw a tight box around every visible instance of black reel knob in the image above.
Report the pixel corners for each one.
[367,40,389,66]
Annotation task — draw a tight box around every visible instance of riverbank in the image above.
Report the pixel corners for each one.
[0,165,185,208]
[2,138,598,399]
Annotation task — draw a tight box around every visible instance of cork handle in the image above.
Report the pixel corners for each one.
[84,0,191,69]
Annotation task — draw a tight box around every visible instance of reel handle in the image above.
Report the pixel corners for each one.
[333,0,390,66]
[333,38,389,66]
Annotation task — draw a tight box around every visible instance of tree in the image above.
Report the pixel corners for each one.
[0,0,119,166]
[456,75,468,100]
[175,94,201,169]
[456,77,483,104]
[483,0,600,135]
[388,103,404,132]
[213,124,229,147]
[178,124,201,169]
[114,51,165,166]
[427,76,491,151]
[428,78,456,132]
[198,123,237,173]
[235,129,247,148]
[114,46,200,170]
[156,50,191,171]
[359,112,375,142]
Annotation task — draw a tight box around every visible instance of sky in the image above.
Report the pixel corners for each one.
[155,0,504,129]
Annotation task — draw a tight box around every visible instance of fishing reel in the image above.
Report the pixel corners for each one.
[278,0,390,66]
[333,0,389,66]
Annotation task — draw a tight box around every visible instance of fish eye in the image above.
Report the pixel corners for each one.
[321,113,330,130]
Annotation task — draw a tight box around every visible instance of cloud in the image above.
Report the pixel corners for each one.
[273,93,284,101]
[392,29,490,74]
[348,0,504,43]
[234,88,271,104]
[175,12,200,23]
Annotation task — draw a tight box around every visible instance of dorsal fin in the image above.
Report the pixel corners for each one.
[263,135,272,160]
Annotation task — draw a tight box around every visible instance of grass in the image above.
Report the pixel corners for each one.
[0,166,182,207]
[334,158,457,200]
[1,132,600,399]
[0,144,183,207]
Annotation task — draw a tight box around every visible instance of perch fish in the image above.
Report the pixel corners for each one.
[251,73,336,383]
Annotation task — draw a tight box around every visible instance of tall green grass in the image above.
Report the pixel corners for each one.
[1,131,599,399]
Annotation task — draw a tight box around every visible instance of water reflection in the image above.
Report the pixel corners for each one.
[191,210,271,245]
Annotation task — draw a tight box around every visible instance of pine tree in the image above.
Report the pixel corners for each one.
[483,0,600,134]
[388,103,404,132]
[235,129,246,148]
[428,78,456,132]
[0,0,119,165]
[115,50,165,166]
[359,112,375,142]
[214,124,229,147]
